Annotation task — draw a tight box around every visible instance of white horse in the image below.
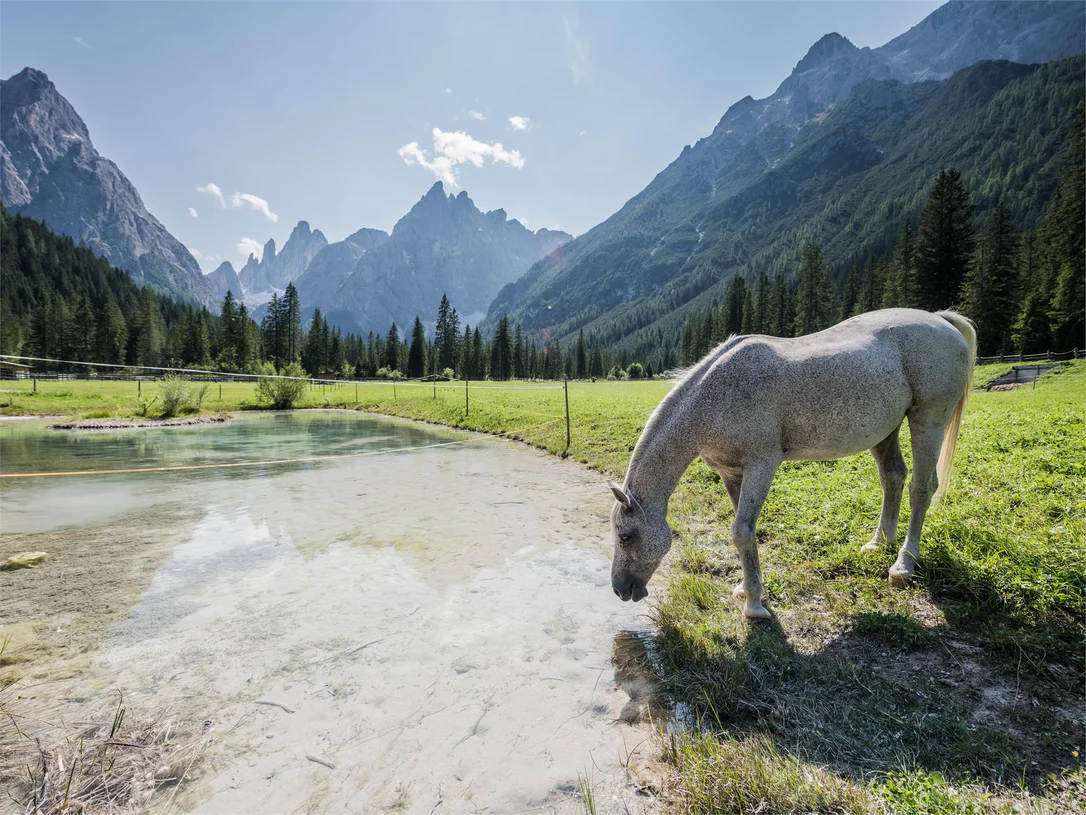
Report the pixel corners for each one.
[608,308,976,620]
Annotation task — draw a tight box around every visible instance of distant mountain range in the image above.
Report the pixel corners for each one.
[2,0,1082,347]
[487,0,1085,346]
[0,68,212,305]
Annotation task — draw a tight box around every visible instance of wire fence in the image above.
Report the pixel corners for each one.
[0,354,577,449]
[975,348,1083,365]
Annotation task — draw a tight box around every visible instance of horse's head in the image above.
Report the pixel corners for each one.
[608,480,672,602]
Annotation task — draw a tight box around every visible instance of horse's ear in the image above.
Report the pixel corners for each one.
[607,480,631,508]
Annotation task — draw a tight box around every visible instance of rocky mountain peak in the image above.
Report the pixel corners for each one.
[794,33,860,74]
[1,67,210,304]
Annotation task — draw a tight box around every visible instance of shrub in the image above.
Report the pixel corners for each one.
[159,375,194,417]
[254,362,308,409]
[442,367,456,380]
[626,362,645,380]
[607,365,628,380]
[375,366,404,380]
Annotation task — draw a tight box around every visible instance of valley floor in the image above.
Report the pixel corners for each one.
[2,364,1083,813]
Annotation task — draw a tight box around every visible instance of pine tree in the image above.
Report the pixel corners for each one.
[915,168,973,309]
[513,323,525,378]
[793,243,832,336]
[220,291,239,369]
[575,329,588,379]
[385,322,400,371]
[284,283,302,363]
[94,300,127,364]
[408,316,427,377]
[959,200,1019,355]
[590,341,604,378]
[885,222,918,308]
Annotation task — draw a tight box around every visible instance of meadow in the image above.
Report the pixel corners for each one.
[2,363,1083,812]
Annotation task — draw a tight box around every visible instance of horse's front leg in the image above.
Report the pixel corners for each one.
[731,458,779,621]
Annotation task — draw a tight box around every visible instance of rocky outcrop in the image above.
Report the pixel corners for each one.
[206,261,243,299]
[237,220,328,303]
[292,227,389,314]
[0,68,212,304]
[328,183,571,332]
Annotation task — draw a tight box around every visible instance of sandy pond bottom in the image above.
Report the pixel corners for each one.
[1,413,661,814]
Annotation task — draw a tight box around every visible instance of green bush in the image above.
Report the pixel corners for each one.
[254,362,308,409]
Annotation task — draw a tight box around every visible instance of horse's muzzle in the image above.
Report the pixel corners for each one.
[612,574,648,602]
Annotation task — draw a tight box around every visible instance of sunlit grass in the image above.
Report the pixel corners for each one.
[2,362,1082,812]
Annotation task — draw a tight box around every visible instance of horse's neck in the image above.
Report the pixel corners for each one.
[626,397,699,507]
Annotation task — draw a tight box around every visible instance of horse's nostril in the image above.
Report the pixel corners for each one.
[613,587,621,598]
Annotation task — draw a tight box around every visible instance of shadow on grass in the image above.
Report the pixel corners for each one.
[647,594,1083,793]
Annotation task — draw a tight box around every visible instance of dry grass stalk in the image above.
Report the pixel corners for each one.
[2,690,205,815]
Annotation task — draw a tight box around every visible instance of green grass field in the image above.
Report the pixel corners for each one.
[2,363,1083,812]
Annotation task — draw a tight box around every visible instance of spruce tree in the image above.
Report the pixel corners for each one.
[407,316,427,377]
[793,243,832,336]
[384,322,400,371]
[915,168,973,309]
[576,329,588,378]
[959,200,1018,355]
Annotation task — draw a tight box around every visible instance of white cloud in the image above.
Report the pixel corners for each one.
[508,115,532,131]
[469,110,486,120]
[187,207,199,219]
[232,193,278,222]
[196,183,278,222]
[579,130,586,136]
[444,87,452,94]
[237,237,264,260]
[71,36,93,50]
[196,182,226,207]
[398,127,524,187]
[190,248,202,259]
[564,14,591,86]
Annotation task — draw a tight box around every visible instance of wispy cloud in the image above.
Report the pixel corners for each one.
[564,14,591,86]
[469,110,486,121]
[197,182,278,222]
[508,115,532,132]
[187,207,199,219]
[237,237,264,260]
[398,127,524,187]
[71,36,93,50]
[579,130,587,136]
[444,87,452,95]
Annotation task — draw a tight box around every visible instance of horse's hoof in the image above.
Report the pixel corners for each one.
[860,541,880,553]
[888,567,912,589]
[743,603,772,622]
[732,582,746,599]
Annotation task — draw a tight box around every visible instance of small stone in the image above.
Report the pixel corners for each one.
[1,551,48,570]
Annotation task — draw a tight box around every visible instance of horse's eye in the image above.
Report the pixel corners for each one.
[618,533,632,544]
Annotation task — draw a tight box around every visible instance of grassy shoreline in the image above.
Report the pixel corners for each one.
[2,363,1083,812]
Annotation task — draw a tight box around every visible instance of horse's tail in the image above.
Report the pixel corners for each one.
[933,310,977,504]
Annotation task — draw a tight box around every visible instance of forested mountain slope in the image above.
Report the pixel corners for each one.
[489,56,1083,353]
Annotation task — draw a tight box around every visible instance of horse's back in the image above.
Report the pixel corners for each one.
[696,309,969,460]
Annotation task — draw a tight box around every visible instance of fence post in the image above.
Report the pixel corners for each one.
[434,378,437,399]
[219,382,222,400]
[138,378,141,396]
[355,383,358,402]
[564,377,571,449]
[393,380,397,401]
[33,376,37,393]
[465,378,469,416]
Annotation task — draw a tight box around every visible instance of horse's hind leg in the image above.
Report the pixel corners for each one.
[862,425,907,553]
[890,410,947,587]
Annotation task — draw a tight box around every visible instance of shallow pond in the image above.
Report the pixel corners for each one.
[0,413,659,813]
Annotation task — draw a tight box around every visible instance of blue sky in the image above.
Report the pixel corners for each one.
[2,1,941,272]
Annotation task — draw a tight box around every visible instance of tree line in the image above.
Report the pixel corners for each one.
[675,122,1084,362]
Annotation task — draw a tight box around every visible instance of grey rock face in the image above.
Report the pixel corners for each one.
[206,261,243,300]
[237,220,328,303]
[293,227,389,314]
[329,183,571,333]
[0,67,212,304]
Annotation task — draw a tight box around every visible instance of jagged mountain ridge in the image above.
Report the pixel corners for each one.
[237,220,328,305]
[487,0,1085,342]
[294,182,572,334]
[206,261,243,300]
[0,68,212,305]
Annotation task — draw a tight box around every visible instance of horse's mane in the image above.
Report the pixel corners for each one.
[625,335,740,484]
